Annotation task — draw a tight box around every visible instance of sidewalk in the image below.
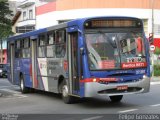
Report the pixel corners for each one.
[150,76,160,85]
[151,76,160,82]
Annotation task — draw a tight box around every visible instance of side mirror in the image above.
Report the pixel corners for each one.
[79,47,84,79]
[149,33,154,44]
[80,47,84,55]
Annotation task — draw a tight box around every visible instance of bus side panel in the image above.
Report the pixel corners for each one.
[36,58,66,93]
[45,58,59,92]
[36,58,45,90]
[13,59,20,85]
[13,59,24,85]
[47,58,67,93]
[21,58,33,88]
[37,58,55,92]
[7,59,12,83]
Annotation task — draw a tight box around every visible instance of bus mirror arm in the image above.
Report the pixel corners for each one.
[78,29,82,35]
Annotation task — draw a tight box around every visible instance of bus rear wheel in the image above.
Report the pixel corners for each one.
[109,95,123,102]
[20,75,28,93]
[61,81,74,104]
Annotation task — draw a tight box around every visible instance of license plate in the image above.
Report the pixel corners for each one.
[117,85,128,90]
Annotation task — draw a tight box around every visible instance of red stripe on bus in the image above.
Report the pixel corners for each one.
[80,78,93,83]
[36,2,56,16]
[29,64,38,88]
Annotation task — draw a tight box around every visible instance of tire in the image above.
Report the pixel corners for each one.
[109,95,123,102]
[20,75,29,93]
[61,81,75,104]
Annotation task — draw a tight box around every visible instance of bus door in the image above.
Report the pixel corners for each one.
[10,43,15,84]
[30,37,38,88]
[68,32,80,95]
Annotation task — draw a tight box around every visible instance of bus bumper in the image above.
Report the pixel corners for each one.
[84,76,150,97]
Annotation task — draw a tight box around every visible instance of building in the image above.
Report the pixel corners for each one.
[1,0,36,64]
[0,41,7,64]
[0,0,20,64]
[35,0,160,48]
[14,0,36,34]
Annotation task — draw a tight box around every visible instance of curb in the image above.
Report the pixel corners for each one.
[151,82,160,85]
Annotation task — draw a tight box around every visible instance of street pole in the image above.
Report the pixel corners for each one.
[151,0,154,77]
[152,0,154,37]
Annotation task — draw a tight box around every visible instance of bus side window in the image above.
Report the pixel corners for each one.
[15,40,22,58]
[47,31,55,45]
[55,30,66,58]
[47,31,56,58]
[22,38,30,58]
[38,34,46,58]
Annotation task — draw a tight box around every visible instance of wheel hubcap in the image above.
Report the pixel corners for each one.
[62,85,68,97]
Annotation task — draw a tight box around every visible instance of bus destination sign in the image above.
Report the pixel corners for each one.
[84,19,141,28]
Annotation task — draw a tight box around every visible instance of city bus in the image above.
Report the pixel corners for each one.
[7,16,151,104]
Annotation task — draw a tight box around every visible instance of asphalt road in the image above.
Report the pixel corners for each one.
[0,78,160,120]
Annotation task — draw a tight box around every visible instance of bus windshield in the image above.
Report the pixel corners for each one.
[85,31,146,70]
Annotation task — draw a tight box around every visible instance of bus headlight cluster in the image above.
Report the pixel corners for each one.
[93,78,97,82]
[143,75,147,79]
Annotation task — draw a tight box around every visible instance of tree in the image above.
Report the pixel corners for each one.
[154,47,160,55]
[0,0,13,63]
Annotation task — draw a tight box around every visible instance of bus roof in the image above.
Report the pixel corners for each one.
[68,16,141,24]
[7,28,47,41]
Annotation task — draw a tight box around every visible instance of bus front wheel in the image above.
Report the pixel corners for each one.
[109,95,123,102]
[61,81,74,104]
[20,75,28,93]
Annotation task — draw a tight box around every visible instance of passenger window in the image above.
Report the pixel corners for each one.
[55,44,66,58]
[23,38,30,48]
[47,32,55,45]
[55,30,66,58]
[22,38,30,58]
[15,40,22,58]
[55,30,66,43]
[39,34,46,46]
[38,34,46,57]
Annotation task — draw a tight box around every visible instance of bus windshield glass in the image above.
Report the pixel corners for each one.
[85,31,146,70]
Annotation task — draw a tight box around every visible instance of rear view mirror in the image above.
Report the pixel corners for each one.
[80,47,84,55]
[149,33,154,44]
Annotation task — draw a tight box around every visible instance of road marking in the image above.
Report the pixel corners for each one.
[151,82,160,85]
[82,116,103,120]
[0,88,28,98]
[150,104,160,107]
[118,109,138,113]
[0,85,18,89]
[0,89,20,94]
[4,94,27,100]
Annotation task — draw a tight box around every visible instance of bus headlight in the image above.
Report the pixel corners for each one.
[143,75,147,79]
[93,78,97,82]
